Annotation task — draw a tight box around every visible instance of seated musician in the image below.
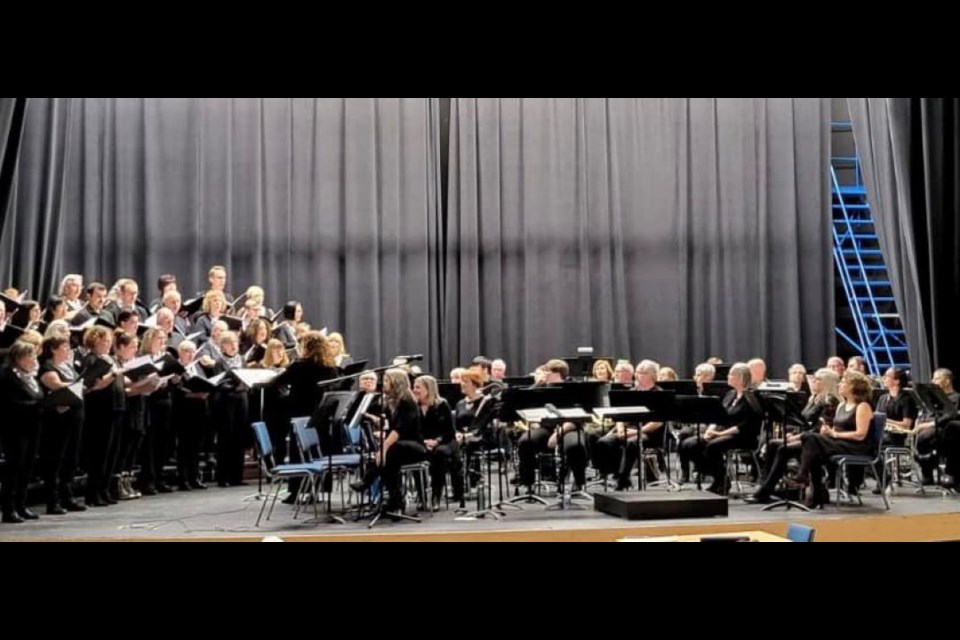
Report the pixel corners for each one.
[351,368,426,514]
[788,363,811,395]
[327,331,352,368]
[745,368,840,504]
[414,375,461,504]
[592,359,614,382]
[676,362,716,482]
[789,370,874,507]
[594,360,664,490]
[679,362,762,495]
[915,368,960,485]
[515,359,588,492]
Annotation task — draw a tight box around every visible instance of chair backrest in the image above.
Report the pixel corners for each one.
[868,412,887,454]
[292,419,322,461]
[251,422,276,471]
[787,523,815,542]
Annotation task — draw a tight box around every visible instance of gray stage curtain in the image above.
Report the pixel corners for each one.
[444,98,833,376]
[850,98,960,379]
[0,98,30,261]
[1,98,443,372]
[848,98,932,379]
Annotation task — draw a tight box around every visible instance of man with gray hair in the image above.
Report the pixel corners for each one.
[491,359,507,381]
[613,360,634,385]
[595,359,665,489]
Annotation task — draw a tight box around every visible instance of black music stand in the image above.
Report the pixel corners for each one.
[308,390,360,523]
[753,389,810,512]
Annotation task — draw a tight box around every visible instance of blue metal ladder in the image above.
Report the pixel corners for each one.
[830,125,910,375]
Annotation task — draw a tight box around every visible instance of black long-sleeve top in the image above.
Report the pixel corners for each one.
[419,399,455,445]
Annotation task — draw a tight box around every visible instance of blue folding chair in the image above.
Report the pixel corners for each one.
[786,523,816,542]
[250,422,328,526]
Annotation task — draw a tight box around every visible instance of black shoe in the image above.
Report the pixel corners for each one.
[61,500,87,512]
[100,490,118,504]
[615,481,632,491]
[1,511,24,524]
[217,481,229,488]
[47,504,68,515]
[189,481,208,490]
[140,485,158,496]
[16,508,39,520]
[177,484,192,492]
[156,484,174,493]
[86,495,108,507]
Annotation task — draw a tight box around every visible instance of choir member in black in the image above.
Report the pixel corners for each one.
[116,309,140,338]
[515,359,588,491]
[60,274,84,316]
[171,340,209,490]
[0,342,44,522]
[251,339,291,473]
[745,368,841,504]
[413,375,461,504]
[241,319,270,360]
[80,326,124,507]
[114,331,161,500]
[138,328,174,494]
[148,274,178,314]
[203,265,233,304]
[352,368,425,513]
[155,309,182,350]
[612,360,635,386]
[238,285,273,320]
[491,358,507,381]
[595,360,664,490]
[37,336,86,513]
[327,331,352,368]
[192,290,229,339]
[914,368,960,484]
[791,370,875,507]
[197,320,228,362]
[202,331,249,487]
[273,301,302,348]
[271,331,338,499]
[162,290,192,336]
[679,362,763,495]
[38,296,68,335]
[104,279,149,325]
[70,282,109,327]
[10,299,42,332]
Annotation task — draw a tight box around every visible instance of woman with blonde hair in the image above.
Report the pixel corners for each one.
[413,375,460,504]
[592,359,614,382]
[352,368,426,513]
[327,331,352,368]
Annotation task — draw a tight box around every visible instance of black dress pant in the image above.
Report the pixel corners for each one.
[40,406,83,506]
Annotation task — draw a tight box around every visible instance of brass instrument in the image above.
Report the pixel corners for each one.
[583,415,616,436]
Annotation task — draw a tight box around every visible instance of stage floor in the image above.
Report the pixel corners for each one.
[2,483,959,541]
